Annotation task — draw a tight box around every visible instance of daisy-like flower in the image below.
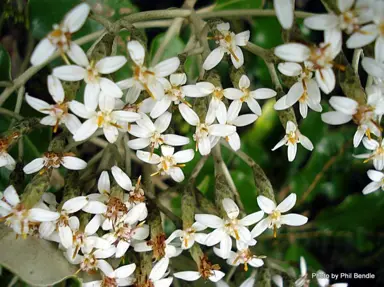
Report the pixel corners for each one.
[53,46,126,110]
[274,29,342,94]
[148,72,204,119]
[26,75,81,134]
[136,145,194,182]
[321,94,384,147]
[145,257,173,287]
[179,103,236,155]
[274,62,322,118]
[128,112,189,152]
[30,3,90,66]
[23,151,87,174]
[195,198,264,259]
[70,94,141,143]
[251,193,308,238]
[218,101,258,151]
[305,0,373,35]
[222,241,264,271]
[354,137,384,170]
[316,270,348,287]
[117,40,180,102]
[203,22,250,70]
[347,1,384,62]
[274,0,294,29]
[235,75,277,116]
[0,186,60,237]
[272,121,313,162]
[195,81,243,124]
[174,254,225,283]
[362,169,384,194]
[83,263,136,287]
[167,222,208,250]
[0,132,19,170]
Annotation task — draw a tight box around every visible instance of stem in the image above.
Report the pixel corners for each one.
[124,134,132,176]
[199,9,314,19]
[121,9,192,23]
[0,108,23,120]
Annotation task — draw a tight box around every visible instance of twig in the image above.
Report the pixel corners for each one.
[123,134,131,176]
[0,108,23,120]
[199,9,314,19]
[189,156,208,184]
[63,130,105,152]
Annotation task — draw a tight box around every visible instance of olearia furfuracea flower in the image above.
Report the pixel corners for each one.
[347,0,384,62]
[179,103,236,155]
[83,263,136,287]
[218,100,258,151]
[362,169,384,195]
[146,72,205,119]
[354,137,384,170]
[251,193,308,238]
[70,93,141,143]
[304,0,373,36]
[30,3,90,66]
[136,145,194,182]
[234,74,277,116]
[272,121,313,162]
[167,221,208,250]
[203,22,250,70]
[220,240,264,271]
[174,254,225,283]
[316,270,348,287]
[274,0,294,30]
[274,62,322,118]
[0,186,60,237]
[0,132,19,170]
[321,93,384,147]
[117,40,180,102]
[127,111,189,152]
[26,75,81,134]
[23,151,87,174]
[195,198,264,259]
[274,29,342,94]
[53,45,127,110]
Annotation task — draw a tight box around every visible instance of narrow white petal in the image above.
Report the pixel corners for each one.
[61,156,87,170]
[280,214,308,226]
[304,14,338,31]
[28,208,59,222]
[315,68,335,94]
[277,62,302,76]
[69,100,96,118]
[84,83,100,111]
[299,134,314,151]
[228,132,241,151]
[195,214,223,228]
[150,98,172,119]
[276,193,296,213]
[251,218,271,237]
[83,201,107,214]
[127,41,145,66]
[63,3,90,33]
[99,77,123,98]
[111,111,141,122]
[257,195,276,213]
[346,24,379,48]
[252,88,277,100]
[287,143,297,162]
[96,56,127,74]
[222,198,239,219]
[4,186,19,206]
[73,118,98,142]
[30,38,56,66]
[329,96,358,115]
[53,65,85,81]
[367,169,384,181]
[62,196,89,213]
[111,165,132,191]
[362,181,381,194]
[173,149,194,163]
[209,271,225,282]
[85,214,102,235]
[115,263,136,279]
[321,111,352,125]
[149,257,169,281]
[235,30,250,46]
[154,57,180,77]
[274,0,294,29]
[163,134,189,146]
[25,94,51,114]
[239,210,264,226]
[67,42,89,67]
[203,47,225,70]
[179,103,199,125]
[59,225,73,248]
[136,151,161,164]
[47,75,65,104]
[274,44,310,62]
[231,46,244,69]
[128,138,151,150]
[246,97,262,116]
[174,271,200,281]
[23,158,45,174]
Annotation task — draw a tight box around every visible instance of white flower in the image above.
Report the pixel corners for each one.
[274,0,294,29]
[174,255,225,283]
[236,75,277,116]
[23,151,87,174]
[274,29,342,94]
[203,22,249,70]
[167,222,207,250]
[146,257,173,287]
[0,186,60,237]
[195,198,264,259]
[272,121,313,162]
[362,169,384,194]
[305,0,373,35]
[274,62,322,118]
[224,241,264,271]
[128,112,189,151]
[0,134,18,171]
[148,72,205,118]
[53,47,126,110]
[219,101,258,151]
[251,193,308,238]
[117,40,180,102]
[347,1,384,62]
[30,3,90,66]
[179,103,236,155]
[195,81,243,123]
[26,75,81,134]
[316,270,348,287]
[321,94,384,147]
[83,263,136,287]
[70,94,141,143]
[354,137,384,170]
[136,145,194,182]
[133,236,182,261]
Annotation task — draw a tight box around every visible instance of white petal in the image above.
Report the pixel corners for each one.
[111,165,132,191]
[195,214,223,228]
[63,3,90,33]
[362,181,381,194]
[235,30,250,46]
[367,169,384,181]
[362,57,384,78]
[210,124,236,136]
[99,77,123,98]
[154,57,180,77]
[376,37,384,63]
[203,47,225,70]
[274,44,310,62]
[246,97,262,116]
[174,271,200,281]
[222,198,239,219]
[73,118,98,141]
[196,82,215,94]
[62,114,82,134]
[287,143,297,162]
[62,196,89,213]
[321,111,352,125]
[149,257,169,281]
[173,149,194,163]
[25,94,51,114]
[252,88,277,100]
[154,112,171,133]
[274,0,294,29]
[59,225,73,248]
[4,186,19,206]
[61,156,87,170]
[83,201,107,214]
[128,138,150,150]
[136,151,161,164]
[30,38,56,66]
[84,83,100,111]
[304,14,338,31]
[97,260,114,277]
[103,126,119,143]
[257,195,276,214]
[28,208,59,221]
[96,56,127,74]
[274,96,290,110]
[170,73,187,86]
[239,210,264,226]
[251,218,271,237]
[115,241,130,258]
[277,62,302,76]
[329,96,358,115]
[315,68,335,94]
[127,41,145,66]
[47,75,65,103]
[209,271,225,282]
[227,132,241,151]
[346,24,379,48]
[150,98,172,118]
[231,46,244,69]
[23,158,45,174]
[338,0,354,12]
[163,134,189,146]
[276,193,296,213]
[299,134,314,151]
[280,214,308,226]
[85,214,102,235]
[67,42,89,67]
[205,229,226,246]
[198,136,211,155]
[285,82,304,106]
[53,65,85,81]
[272,137,287,151]
[179,103,199,125]
[153,278,173,287]
[240,277,256,287]
[69,100,96,118]
[272,275,284,287]
[300,103,308,119]
[223,88,243,100]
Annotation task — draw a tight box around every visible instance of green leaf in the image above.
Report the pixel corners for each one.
[0,45,11,81]
[214,0,263,10]
[149,34,185,63]
[0,225,77,286]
